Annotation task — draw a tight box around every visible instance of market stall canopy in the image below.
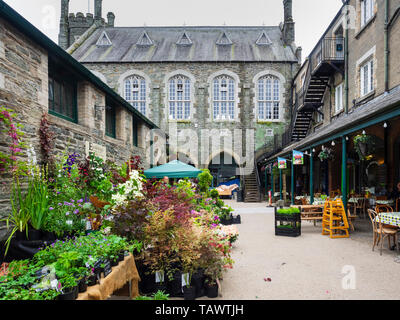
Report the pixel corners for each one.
[143,160,202,179]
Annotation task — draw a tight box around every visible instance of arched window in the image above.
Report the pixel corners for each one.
[212,75,235,120]
[257,75,280,121]
[168,75,191,120]
[124,75,147,116]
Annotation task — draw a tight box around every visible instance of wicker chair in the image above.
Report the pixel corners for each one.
[368,209,399,255]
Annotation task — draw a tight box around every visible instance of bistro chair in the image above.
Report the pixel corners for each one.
[376,196,388,201]
[375,205,398,230]
[300,197,309,205]
[353,198,366,219]
[367,209,399,255]
[347,209,357,232]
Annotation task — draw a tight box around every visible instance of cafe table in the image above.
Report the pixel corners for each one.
[376,199,395,206]
[376,211,400,228]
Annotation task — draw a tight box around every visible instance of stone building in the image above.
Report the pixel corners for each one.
[265,0,400,206]
[60,0,302,201]
[0,1,159,238]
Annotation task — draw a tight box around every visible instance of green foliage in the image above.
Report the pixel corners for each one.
[277,207,300,215]
[210,189,219,199]
[135,290,169,300]
[198,169,213,194]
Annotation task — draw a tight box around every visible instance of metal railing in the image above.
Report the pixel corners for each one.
[311,37,345,72]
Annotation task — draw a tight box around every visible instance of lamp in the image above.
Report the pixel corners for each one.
[383,122,388,128]
[331,141,335,146]
[362,130,366,135]
[312,148,316,153]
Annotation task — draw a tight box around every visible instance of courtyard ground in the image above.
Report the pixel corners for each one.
[214,200,400,300]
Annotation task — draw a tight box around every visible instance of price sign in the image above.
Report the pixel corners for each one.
[103,260,112,278]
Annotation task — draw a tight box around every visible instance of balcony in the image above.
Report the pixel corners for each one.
[310,37,345,76]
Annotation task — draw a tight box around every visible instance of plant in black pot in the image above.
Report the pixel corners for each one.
[204,260,223,299]
[58,275,78,300]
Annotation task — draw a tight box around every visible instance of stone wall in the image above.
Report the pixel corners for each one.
[0,17,150,240]
[83,61,299,168]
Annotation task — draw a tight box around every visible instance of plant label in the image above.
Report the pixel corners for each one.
[66,220,73,225]
[103,260,112,278]
[86,220,92,231]
[155,271,164,283]
[182,273,189,287]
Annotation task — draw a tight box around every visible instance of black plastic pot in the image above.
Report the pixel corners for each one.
[154,283,167,293]
[192,269,205,298]
[205,283,218,298]
[166,271,183,297]
[87,274,97,286]
[118,252,125,262]
[183,286,196,300]
[78,277,88,293]
[111,259,118,267]
[27,229,42,241]
[139,272,156,295]
[15,230,27,241]
[58,286,78,300]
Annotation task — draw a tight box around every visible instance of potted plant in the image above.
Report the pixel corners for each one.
[318,147,334,162]
[58,275,78,300]
[353,134,376,161]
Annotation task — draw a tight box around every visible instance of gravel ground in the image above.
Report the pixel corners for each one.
[216,200,400,300]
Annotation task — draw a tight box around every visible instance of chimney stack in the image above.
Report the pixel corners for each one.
[107,12,115,27]
[95,0,102,20]
[282,0,295,45]
[58,0,70,49]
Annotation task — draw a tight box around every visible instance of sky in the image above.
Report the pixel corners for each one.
[3,0,344,61]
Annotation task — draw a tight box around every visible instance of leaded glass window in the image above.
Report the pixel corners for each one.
[124,75,147,116]
[213,75,236,120]
[169,75,191,120]
[257,75,281,121]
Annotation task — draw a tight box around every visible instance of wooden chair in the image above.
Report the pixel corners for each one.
[354,198,367,219]
[300,197,309,205]
[367,209,399,255]
[347,209,357,232]
[375,205,398,230]
[375,204,393,213]
[376,196,388,201]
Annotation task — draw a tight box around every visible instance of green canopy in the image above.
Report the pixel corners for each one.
[143,160,202,179]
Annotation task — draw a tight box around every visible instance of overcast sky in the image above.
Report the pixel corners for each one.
[4,0,343,61]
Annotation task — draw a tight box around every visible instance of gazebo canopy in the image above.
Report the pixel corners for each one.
[143,160,202,179]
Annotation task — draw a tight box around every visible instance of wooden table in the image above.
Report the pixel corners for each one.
[77,253,140,300]
[291,204,324,226]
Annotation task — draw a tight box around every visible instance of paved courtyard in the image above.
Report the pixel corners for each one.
[217,200,400,300]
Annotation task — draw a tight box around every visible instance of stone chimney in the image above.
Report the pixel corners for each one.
[58,0,70,49]
[95,0,102,20]
[107,12,115,27]
[282,0,295,45]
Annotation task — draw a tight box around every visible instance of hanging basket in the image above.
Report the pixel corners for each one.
[318,147,334,162]
[353,135,376,161]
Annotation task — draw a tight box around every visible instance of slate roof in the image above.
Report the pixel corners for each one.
[71,26,298,63]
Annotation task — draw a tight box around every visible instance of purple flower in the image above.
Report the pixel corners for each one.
[49,207,54,211]
[66,212,70,216]
[77,199,83,203]
[211,223,218,229]
[74,209,79,214]
[57,192,61,195]
[58,203,62,206]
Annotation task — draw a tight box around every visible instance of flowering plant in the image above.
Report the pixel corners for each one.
[111,170,145,206]
[0,106,26,174]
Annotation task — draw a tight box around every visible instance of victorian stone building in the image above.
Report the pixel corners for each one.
[60,0,302,201]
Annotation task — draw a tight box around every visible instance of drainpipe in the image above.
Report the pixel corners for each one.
[291,155,295,205]
[344,6,349,113]
[310,149,314,205]
[384,0,389,92]
[341,136,348,211]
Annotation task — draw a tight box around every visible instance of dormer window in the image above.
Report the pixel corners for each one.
[216,31,233,46]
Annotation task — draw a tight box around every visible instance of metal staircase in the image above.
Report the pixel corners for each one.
[291,37,345,142]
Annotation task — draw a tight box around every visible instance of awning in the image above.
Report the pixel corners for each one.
[143,160,202,179]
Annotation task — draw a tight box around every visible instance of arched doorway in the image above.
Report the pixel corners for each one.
[208,152,239,187]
